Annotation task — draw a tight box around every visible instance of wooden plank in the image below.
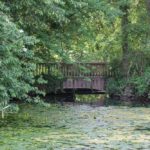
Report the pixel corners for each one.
[36,62,108,93]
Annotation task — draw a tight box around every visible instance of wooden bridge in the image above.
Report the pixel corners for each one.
[35,62,108,95]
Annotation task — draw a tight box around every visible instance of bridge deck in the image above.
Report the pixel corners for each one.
[35,62,107,94]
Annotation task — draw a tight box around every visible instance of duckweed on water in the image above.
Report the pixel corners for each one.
[0,104,150,150]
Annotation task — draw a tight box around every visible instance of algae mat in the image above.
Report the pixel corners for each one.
[0,104,150,150]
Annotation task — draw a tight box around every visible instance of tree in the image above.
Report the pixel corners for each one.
[0,0,150,104]
[0,2,37,105]
[1,0,88,62]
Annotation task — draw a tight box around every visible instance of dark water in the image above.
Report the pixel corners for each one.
[0,104,150,150]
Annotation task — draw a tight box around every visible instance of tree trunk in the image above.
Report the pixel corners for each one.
[120,5,130,77]
[145,0,150,58]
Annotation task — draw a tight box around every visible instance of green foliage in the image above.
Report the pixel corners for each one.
[0,0,150,103]
[43,73,64,93]
[106,78,125,96]
[130,68,150,97]
[107,67,150,102]
[1,0,149,63]
[1,0,88,62]
[0,7,37,105]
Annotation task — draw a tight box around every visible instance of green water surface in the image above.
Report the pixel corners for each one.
[0,104,150,150]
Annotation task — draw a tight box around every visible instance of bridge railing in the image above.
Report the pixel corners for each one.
[35,62,107,78]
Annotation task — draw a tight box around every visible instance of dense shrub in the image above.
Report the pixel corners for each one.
[107,67,150,103]
[0,11,37,106]
[106,78,126,97]
[130,67,150,98]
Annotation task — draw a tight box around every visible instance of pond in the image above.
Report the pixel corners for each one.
[0,103,150,150]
